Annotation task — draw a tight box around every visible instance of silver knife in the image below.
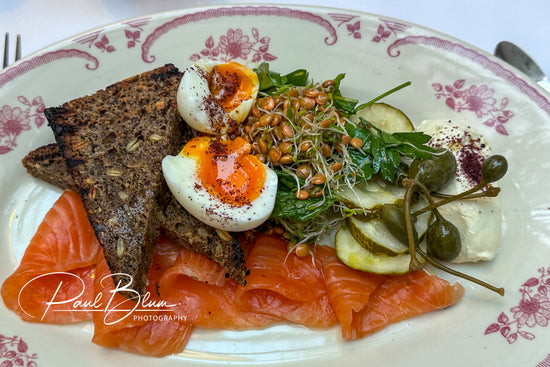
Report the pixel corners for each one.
[494,41,550,93]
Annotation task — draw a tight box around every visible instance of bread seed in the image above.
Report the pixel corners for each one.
[107,216,119,225]
[126,138,140,152]
[149,134,163,142]
[116,238,125,258]
[155,101,168,110]
[106,169,122,177]
[126,162,142,169]
[216,229,232,242]
[73,140,89,150]
[88,187,97,200]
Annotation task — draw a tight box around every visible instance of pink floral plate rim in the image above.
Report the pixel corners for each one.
[1,4,549,367]
[0,5,548,156]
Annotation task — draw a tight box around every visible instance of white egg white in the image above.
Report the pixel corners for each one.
[418,119,503,263]
[177,59,258,135]
[162,153,278,232]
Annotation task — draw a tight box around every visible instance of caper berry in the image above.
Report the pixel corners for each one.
[426,216,461,262]
[481,155,508,183]
[409,148,457,192]
[381,203,417,245]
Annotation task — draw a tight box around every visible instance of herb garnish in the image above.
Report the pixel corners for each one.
[345,119,433,182]
[242,63,434,243]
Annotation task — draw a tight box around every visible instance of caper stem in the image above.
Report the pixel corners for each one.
[431,186,500,200]
[403,178,425,270]
[412,180,488,216]
[403,181,423,271]
[416,248,505,296]
[402,178,443,220]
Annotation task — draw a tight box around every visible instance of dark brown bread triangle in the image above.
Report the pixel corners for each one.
[26,63,248,286]
[22,143,78,192]
[46,64,184,295]
[22,144,248,285]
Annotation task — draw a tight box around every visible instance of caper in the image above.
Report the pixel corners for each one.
[426,216,461,262]
[481,154,508,184]
[408,148,457,192]
[381,203,417,245]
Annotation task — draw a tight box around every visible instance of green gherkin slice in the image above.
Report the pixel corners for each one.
[351,102,414,133]
[336,177,405,211]
[335,224,417,275]
[347,216,408,256]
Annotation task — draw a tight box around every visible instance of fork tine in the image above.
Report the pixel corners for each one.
[3,32,8,69]
[2,33,21,69]
[15,34,21,62]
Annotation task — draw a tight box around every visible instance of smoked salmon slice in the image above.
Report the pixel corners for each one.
[235,235,338,328]
[323,256,387,340]
[324,261,465,340]
[92,248,193,357]
[160,235,339,330]
[159,245,277,330]
[354,270,464,338]
[1,190,101,323]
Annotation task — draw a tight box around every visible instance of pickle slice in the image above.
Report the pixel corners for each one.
[336,177,405,211]
[347,205,431,257]
[335,224,415,275]
[351,102,414,133]
[347,216,408,256]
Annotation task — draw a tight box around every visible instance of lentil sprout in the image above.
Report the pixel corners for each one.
[237,79,364,206]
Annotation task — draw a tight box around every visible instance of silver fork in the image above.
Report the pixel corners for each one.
[3,32,22,68]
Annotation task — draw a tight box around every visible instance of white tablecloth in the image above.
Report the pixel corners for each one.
[2,0,549,77]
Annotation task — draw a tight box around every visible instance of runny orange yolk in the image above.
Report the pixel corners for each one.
[208,62,257,112]
[182,136,266,206]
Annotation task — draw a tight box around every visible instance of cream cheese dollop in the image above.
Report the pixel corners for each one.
[417,119,503,263]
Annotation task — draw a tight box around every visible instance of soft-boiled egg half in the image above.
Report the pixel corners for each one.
[162,136,278,232]
[177,60,259,135]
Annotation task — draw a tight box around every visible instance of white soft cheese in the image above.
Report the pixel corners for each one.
[417,119,503,263]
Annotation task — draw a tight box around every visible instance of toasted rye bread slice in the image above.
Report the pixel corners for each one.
[22,143,79,192]
[46,64,184,295]
[22,143,248,285]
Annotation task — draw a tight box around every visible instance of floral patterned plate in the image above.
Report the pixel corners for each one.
[1,5,550,367]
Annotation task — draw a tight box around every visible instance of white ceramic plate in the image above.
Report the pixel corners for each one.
[1,5,550,367]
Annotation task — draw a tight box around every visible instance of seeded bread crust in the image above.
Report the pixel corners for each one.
[22,143,78,192]
[46,64,184,295]
[159,198,249,285]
